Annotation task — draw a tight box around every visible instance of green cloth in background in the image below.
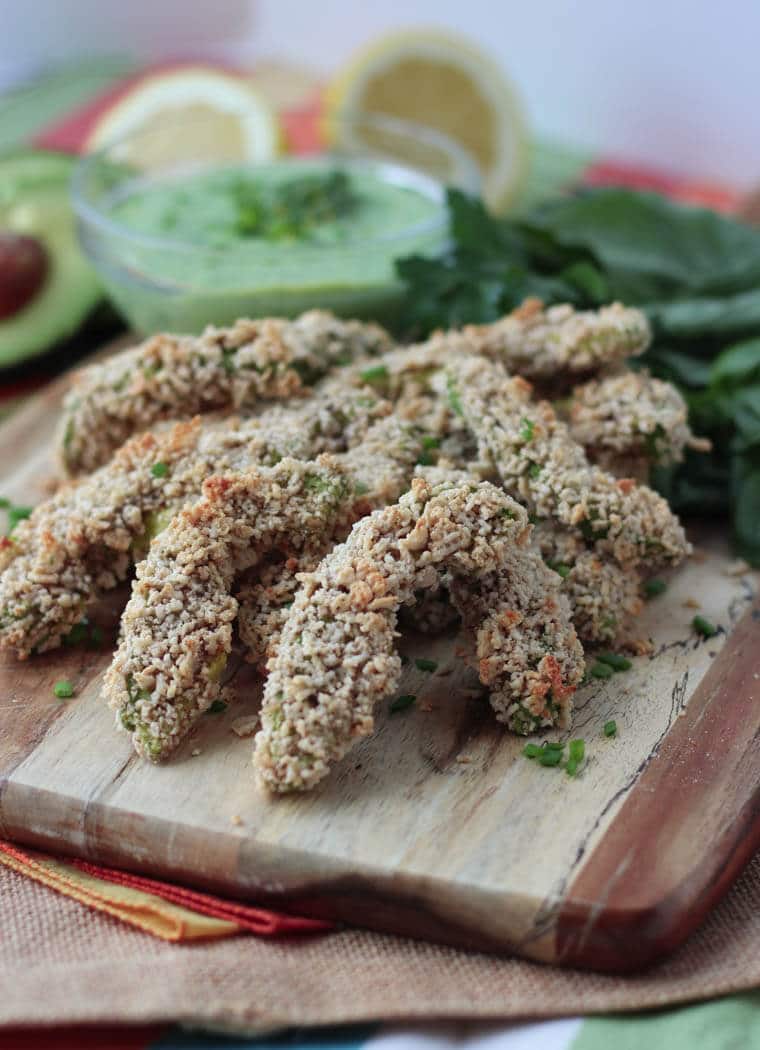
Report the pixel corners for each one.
[574,994,760,1050]
[0,57,133,148]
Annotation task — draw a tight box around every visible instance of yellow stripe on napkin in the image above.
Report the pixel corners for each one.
[0,846,241,941]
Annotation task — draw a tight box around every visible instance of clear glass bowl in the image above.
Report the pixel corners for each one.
[72,112,480,333]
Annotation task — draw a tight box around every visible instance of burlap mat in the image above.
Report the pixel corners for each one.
[3,852,760,1031]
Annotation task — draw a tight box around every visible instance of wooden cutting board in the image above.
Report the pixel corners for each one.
[0,371,759,973]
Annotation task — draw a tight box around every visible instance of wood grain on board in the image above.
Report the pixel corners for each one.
[0,359,758,972]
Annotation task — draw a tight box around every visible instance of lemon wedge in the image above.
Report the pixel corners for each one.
[326,29,528,212]
[86,66,280,168]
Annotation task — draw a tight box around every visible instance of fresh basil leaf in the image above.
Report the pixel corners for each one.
[640,347,713,389]
[651,450,730,516]
[525,189,760,300]
[733,464,760,564]
[710,338,760,389]
[648,289,760,341]
[559,260,610,303]
[730,387,760,451]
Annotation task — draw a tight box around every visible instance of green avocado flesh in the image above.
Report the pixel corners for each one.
[0,150,102,367]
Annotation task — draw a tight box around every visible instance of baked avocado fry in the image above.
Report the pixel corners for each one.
[254,477,583,793]
[0,384,390,658]
[57,309,393,475]
[447,355,691,572]
[104,413,437,762]
[104,456,355,761]
[532,523,643,644]
[441,299,651,382]
[236,413,439,668]
[568,370,711,480]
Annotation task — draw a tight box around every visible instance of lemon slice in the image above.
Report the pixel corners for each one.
[326,30,528,212]
[86,66,280,168]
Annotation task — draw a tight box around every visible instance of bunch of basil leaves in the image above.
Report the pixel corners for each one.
[396,188,760,564]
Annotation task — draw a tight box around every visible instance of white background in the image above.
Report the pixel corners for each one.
[2,0,759,187]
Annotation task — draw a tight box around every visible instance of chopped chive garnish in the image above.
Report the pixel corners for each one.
[150,462,169,478]
[565,759,580,776]
[205,700,228,715]
[415,658,437,673]
[53,679,74,699]
[527,463,542,479]
[538,749,563,767]
[604,720,618,737]
[644,578,667,598]
[446,374,464,417]
[596,651,632,671]
[547,560,571,579]
[520,417,535,442]
[416,451,435,466]
[523,743,542,759]
[0,497,10,509]
[590,661,614,680]
[693,615,718,638]
[421,435,441,450]
[390,693,416,713]
[359,365,389,384]
[568,739,585,763]
[542,740,565,752]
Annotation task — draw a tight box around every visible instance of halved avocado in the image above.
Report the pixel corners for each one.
[0,150,102,368]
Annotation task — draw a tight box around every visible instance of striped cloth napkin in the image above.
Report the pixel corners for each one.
[0,839,333,942]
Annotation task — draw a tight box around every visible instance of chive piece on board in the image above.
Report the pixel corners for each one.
[53,679,74,699]
[568,739,585,763]
[523,743,542,759]
[604,720,618,737]
[596,651,632,671]
[644,578,667,598]
[390,693,416,714]
[538,749,563,767]
[693,614,718,638]
[150,461,169,478]
[415,658,437,672]
[590,661,614,679]
[205,700,228,715]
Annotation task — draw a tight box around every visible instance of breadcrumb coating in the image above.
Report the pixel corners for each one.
[236,417,446,667]
[105,457,357,761]
[254,477,583,793]
[568,370,710,477]
[105,414,433,760]
[532,523,643,643]
[448,355,690,571]
[57,310,393,475]
[437,299,650,380]
[0,386,389,658]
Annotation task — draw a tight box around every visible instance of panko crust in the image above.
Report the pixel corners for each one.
[58,311,393,475]
[254,477,583,793]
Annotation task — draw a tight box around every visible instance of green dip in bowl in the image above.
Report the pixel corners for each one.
[73,113,479,333]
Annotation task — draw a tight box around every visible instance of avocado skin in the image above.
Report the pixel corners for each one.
[0,150,104,368]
